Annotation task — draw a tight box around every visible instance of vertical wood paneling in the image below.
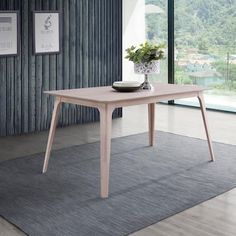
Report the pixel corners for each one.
[5,0,14,135]
[75,0,82,122]
[21,0,29,133]
[78,0,84,122]
[28,0,36,132]
[0,0,7,136]
[41,0,50,130]
[56,0,63,126]
[69,0,76,124]
[35,0,42,131]
[0,0,122,136]
[6,55,14,135]
[48,0,57,127]
[14,0,22,134]
[62,0,69,126]
[0,58,7,136]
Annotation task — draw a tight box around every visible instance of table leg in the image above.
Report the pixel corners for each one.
[148,103,155,146]
[198,93,215,161]
[99,105,114,198]
[42,97,61,173]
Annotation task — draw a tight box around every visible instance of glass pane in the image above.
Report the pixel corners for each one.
[175,0,236,112]
[145,0,168,83]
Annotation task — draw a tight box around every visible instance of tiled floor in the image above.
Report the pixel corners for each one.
[0,104,235,236]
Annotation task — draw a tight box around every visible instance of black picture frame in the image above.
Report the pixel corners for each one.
[33,11,61,55]
[0,11,20,57]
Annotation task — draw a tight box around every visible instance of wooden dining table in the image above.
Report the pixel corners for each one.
[42,83,215,198]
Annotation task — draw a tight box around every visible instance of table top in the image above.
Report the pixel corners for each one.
[45,83,205,104]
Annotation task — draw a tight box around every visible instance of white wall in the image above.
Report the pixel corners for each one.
[123,0,145,82]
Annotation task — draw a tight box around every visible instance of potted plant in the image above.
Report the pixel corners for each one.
[125,42,165,89]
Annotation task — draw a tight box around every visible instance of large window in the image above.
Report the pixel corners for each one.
[145,0,236,112]
[175,0,236,111]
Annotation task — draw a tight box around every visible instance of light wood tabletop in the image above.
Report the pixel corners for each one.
[45,83,206,105]
[43,83,215,198]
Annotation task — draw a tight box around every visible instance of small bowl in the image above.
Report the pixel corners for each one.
[112,81,142,92]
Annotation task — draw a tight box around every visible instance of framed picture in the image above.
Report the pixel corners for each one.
[33,11,61,55]
[0,11,19,57]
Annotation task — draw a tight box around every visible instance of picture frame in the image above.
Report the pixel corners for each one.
[0,11,19,57]
[33,11,61,55]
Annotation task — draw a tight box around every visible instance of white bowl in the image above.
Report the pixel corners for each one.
[112,81,141,88]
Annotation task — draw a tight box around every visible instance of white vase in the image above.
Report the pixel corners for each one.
[134,61,160,90]
[134,61,160,75]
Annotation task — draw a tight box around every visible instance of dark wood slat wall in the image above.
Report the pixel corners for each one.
[0,0,122,136]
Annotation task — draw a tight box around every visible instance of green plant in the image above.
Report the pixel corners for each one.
[125,42,165,64]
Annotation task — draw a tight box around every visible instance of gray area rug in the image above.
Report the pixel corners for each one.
[0,131,236,236]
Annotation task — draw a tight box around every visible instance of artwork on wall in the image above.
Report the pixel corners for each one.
[33,11,61,55]
[0,11,19,56]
